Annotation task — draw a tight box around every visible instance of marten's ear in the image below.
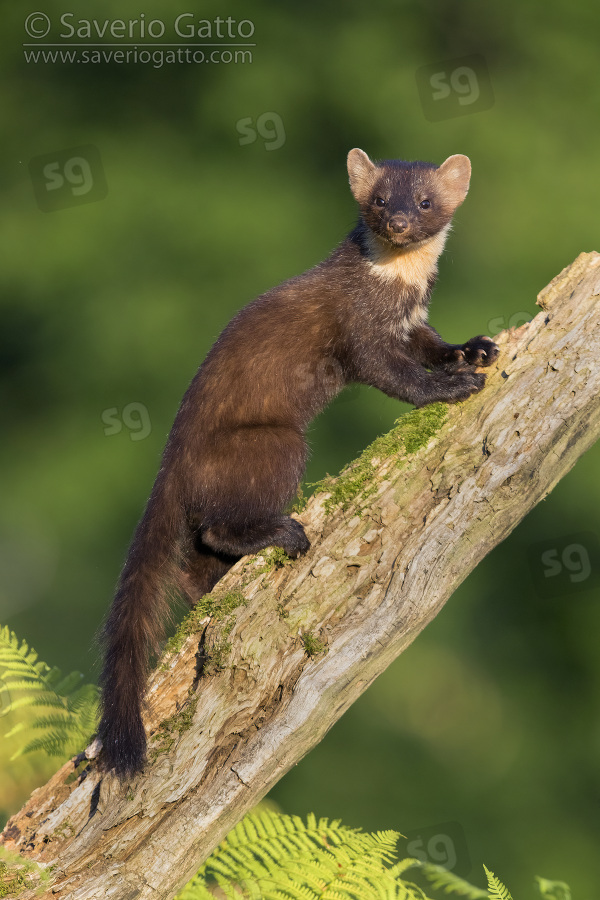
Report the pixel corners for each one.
[347,148,377,204]
[435,154,471,210]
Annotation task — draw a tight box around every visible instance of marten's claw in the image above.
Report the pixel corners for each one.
[461,335,499,367]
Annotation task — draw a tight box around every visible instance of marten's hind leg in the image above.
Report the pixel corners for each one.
[199,424,310,561]
[202,515,310,559]
[178,542,241,607]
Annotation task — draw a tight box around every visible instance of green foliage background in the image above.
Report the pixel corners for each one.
[1,0,599,894]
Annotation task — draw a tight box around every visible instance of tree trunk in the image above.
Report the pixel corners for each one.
[2,252,600,900]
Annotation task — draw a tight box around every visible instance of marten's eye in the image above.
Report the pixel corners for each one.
[374,197,386,208]
[419,199,431,210]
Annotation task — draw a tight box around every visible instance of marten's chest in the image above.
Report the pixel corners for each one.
[365,225,450,293]
[363,226,450,338]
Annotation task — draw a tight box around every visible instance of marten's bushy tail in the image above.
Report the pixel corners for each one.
[98,478,184,778]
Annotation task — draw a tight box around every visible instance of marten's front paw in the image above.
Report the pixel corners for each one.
[443,348,469,373]
[446,370,486,402]
[425,369,486,405]
[461,335,499,367]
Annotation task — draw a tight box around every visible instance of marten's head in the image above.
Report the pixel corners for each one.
[347,148,471,250]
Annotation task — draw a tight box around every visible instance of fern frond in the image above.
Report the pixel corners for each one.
[39,666,64,686]
[483,867,513,900]
[415,862,488,898]
[0,677,59,693]
[51,671,84,695]
[13,731,83,758]
[28,714,81,732]
[0,624,99,761]
[0,626,47,675]
[179,810,430,900]
[2,691,78,713]
[180,811,573,900]
[535,877,571,900]
[262,884,315,900]
[390,858,422,876]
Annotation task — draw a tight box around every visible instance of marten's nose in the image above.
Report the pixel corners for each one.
[387,216,409,234]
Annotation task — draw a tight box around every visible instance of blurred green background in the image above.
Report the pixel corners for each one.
[1,0,599,893]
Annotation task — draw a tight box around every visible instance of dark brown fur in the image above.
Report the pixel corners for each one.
[99,149,499,777]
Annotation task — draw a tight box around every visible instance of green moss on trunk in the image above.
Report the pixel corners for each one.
[161,589,247,663]
[311,403,448,512]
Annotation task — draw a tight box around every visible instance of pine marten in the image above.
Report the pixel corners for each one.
[98,148,499,778]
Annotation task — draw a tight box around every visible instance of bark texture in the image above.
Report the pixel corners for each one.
[2,251,600,900]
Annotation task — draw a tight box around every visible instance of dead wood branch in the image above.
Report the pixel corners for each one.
[2,252,600,900]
